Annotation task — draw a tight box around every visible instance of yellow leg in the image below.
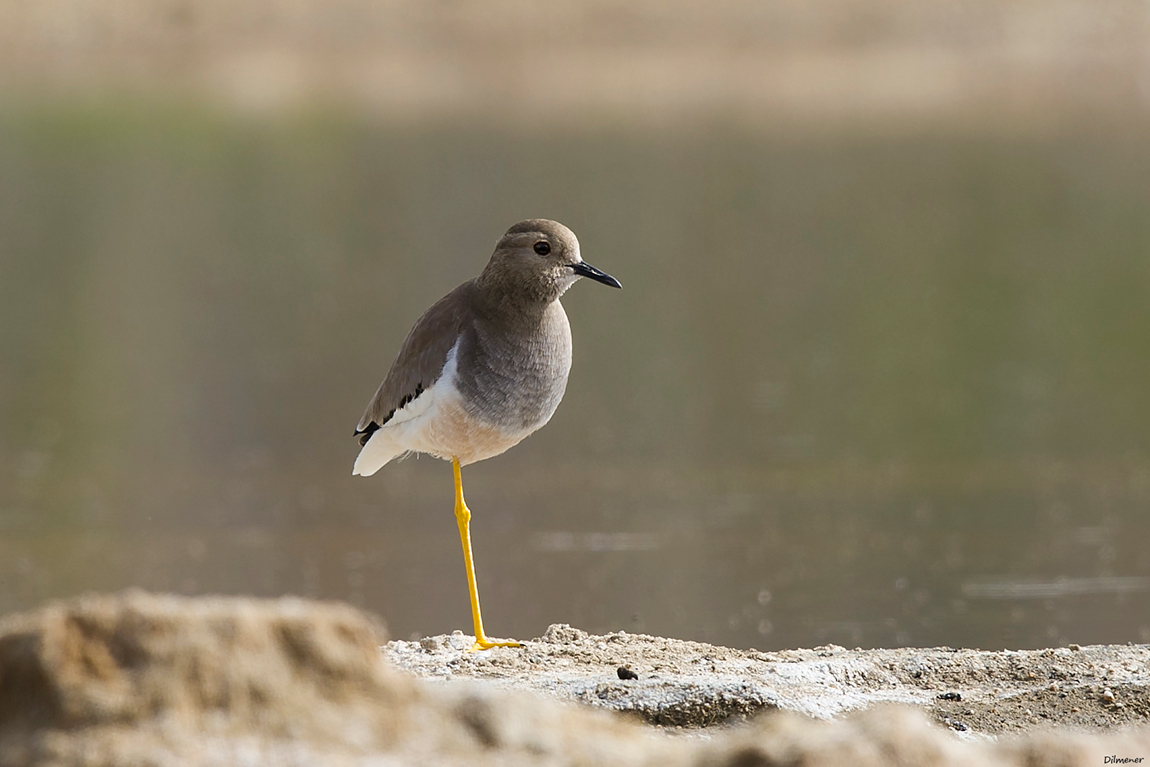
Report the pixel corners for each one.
[453,457,521,651]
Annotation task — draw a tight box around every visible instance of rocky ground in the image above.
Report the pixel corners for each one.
[387,624,1150,736]
[1,592,1148,766]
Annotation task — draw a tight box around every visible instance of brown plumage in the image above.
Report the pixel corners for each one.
[352,219,620,475]
[354,284,472,442]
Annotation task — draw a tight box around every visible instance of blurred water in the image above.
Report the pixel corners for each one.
[1,107,1149,650]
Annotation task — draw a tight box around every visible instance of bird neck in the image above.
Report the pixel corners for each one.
[472,274,559,325]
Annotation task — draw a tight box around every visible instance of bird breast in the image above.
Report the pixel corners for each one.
[454,301,573,434]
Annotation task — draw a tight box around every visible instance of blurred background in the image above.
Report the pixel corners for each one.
[2,0,1149,651]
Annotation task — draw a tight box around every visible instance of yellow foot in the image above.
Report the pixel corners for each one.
[469,637,523,652]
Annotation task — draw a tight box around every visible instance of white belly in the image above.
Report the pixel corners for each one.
[352,339,547,475]
[404,395,538,465]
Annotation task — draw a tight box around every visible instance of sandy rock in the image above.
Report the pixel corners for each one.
[0,592,674,767]
[387,628,1150,735]
[1,592,1149,766]
[694,706,1150,767]
[0,591,406,765]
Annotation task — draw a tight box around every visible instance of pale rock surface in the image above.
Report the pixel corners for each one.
[0,592,1147,766]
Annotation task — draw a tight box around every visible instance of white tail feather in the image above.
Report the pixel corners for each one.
[352,339,460,477]
[352,431,406,476]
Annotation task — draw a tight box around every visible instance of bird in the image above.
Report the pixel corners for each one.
[352,219,621,651]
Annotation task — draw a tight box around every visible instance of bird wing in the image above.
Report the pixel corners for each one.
[354,281,472,444]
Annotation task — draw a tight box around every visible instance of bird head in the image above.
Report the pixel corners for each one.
[481,219,621,306]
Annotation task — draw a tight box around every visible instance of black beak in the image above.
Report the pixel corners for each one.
[571,261,622,289]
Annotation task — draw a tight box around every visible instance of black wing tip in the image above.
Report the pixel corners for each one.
[354,382,426,446]
[355,421,381,446]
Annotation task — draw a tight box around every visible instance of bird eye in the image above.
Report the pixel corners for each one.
[533,241,551,256]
